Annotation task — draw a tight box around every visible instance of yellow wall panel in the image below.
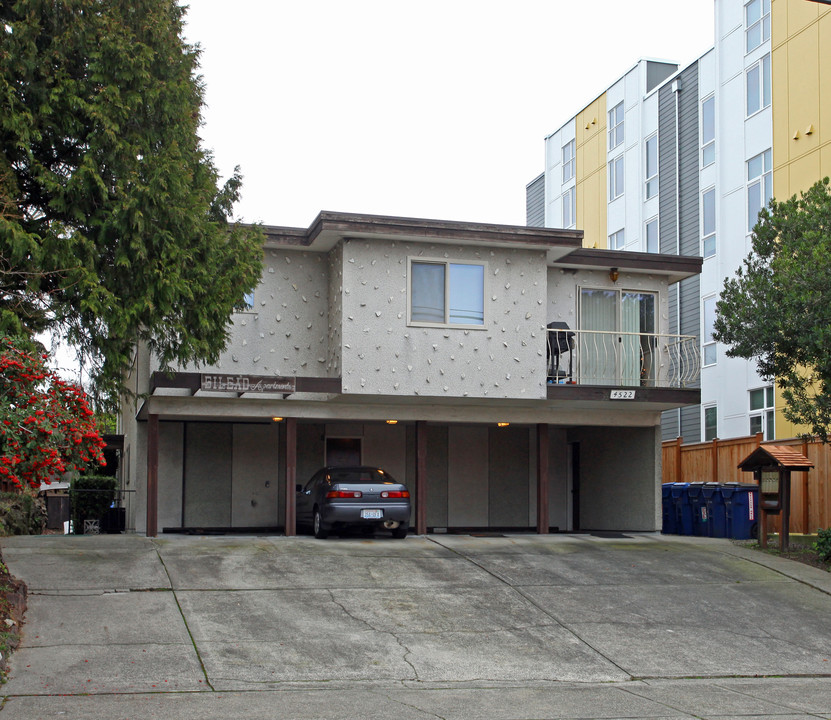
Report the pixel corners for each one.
[576,94,606,249]
[819,12,831,155]
[789,151,822,196]
[786,0,819,37]
[771,0,788,47]
[786,29,820,156]
[772,44,791,174]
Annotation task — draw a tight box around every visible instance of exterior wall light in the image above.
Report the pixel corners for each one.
[385,420,398,425]
[272,417,283,422]
[609,267,619,283]
[497,422,510,428]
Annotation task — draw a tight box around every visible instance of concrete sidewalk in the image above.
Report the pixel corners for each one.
[2,532,831,719]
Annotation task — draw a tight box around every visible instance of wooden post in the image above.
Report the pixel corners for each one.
[415,421,427,535]
[802,439,810,533]
[780,471,791,552]
[284,418,297,536]
[536,424,549,534]
[712,437,719,483]
[675,436,683,484]
[146,413,159,538]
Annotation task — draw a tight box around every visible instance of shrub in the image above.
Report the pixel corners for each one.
[812,528,831,563]
[0,490,46,535]
[70,476,116,533]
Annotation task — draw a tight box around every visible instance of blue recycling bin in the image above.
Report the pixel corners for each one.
[702,482,727,538]
[721,483,759,540]
[670,482,693,535]
[687,482,707,536]
[661,484,676,534]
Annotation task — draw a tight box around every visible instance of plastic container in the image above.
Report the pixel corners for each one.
[702,482,727,538]
[687,482,707,536]
[670,482,693,535]
[721,482,759,540]
[661,484,675,534]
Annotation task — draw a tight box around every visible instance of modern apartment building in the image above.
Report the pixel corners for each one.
[527,0,831,445]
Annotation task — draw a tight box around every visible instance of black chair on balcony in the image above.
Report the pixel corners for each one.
[547,321,575,384]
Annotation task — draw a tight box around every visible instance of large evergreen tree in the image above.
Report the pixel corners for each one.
[0,0,263,404]
[713,177,831,441]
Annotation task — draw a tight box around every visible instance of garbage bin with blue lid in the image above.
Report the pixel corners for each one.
[661,484,676,534]
[687,482,708,536]
[721,482,759,540]
[702,482,727,538]
[670,482,693,535]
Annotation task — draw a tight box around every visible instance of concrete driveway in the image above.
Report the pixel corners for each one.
[2,532,831,719]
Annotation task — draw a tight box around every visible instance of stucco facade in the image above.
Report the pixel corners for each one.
[120,212,701,537]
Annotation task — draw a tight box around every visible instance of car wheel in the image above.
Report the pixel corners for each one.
[313,509,329,539]
[391,523,408,539]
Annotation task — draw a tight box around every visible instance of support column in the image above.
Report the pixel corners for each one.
[536,424,549,534]
[285,418,297,536]
[146,413,159,538]
[415,421,427,535]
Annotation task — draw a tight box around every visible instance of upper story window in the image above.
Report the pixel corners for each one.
[608,101,624,150]
[645,217,659,254]
[562,139,575,183]
[609,228,625,250]
[746,54,771,116]
[645,134,658,199]
[749,385,775,439]
[747,149,772,233]
[703,295,717,366]
[562,187,576,229]
[609,155,624,201]
[701,96,715,167]
[409,259,485,327]
[745,0,770,53]
[702,187,716,258]
[242,290,255,310]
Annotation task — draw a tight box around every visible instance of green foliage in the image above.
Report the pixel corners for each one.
[0,0,264,408]
[70,475,115,531]
[713,177,831,442]
[0,489,46,535]
[1,334,105,489]
[813,528,831,563]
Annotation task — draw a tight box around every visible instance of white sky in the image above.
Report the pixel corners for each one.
[186,1,715,229]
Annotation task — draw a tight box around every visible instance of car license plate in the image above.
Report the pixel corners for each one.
[361,509,383,519]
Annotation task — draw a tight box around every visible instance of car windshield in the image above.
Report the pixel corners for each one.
[328,468,396,485]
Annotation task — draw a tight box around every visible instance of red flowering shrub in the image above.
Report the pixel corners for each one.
[0,336,105,491]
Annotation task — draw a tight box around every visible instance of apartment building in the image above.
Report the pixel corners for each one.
[527,0,831,445]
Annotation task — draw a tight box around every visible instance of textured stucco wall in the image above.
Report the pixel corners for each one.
[153,249,330,377]
[547,267,670,334]
[327,242,344,378]
[338,238,548,399]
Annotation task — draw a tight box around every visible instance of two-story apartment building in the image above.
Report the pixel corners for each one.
[120,212,701,536]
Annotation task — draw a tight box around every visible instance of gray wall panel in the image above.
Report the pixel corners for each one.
[488,426,529,526]
[184,423,232,527]
[526,173,545,228]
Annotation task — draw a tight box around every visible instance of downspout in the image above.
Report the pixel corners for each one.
[673,77,683,433]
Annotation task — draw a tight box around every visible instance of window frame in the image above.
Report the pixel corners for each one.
[644,133,658,199]
[749,385,775,440]
[562,139,575,184]
[745,0,771,53]
[608,101,624,150]
[609,155,624,201]
[701,186,716,259]
[702,295,717,366]
[701,95,715,167]
[645,217,659,254]
[704,405,718,442]
[609,228,625,250]
[562,186,576,229]
[746,53,771,117]
[407,257,487,329]
[747,149,773,233]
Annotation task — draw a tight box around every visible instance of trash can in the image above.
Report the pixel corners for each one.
[721,483,759,540]
[702,482,727,538]
[670,482,693,535]
[661,484,676,534]
[687,482,707,536]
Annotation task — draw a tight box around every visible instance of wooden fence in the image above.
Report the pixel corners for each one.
[662,434,831,533]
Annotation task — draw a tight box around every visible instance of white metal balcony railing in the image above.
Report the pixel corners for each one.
[547,328,700,389]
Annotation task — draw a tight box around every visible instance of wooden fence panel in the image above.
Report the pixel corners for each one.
[662,435,831,532]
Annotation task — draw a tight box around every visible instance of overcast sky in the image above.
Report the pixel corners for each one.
[184,1,715,229]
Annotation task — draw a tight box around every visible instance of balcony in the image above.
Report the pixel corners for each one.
[547,328,700,389]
